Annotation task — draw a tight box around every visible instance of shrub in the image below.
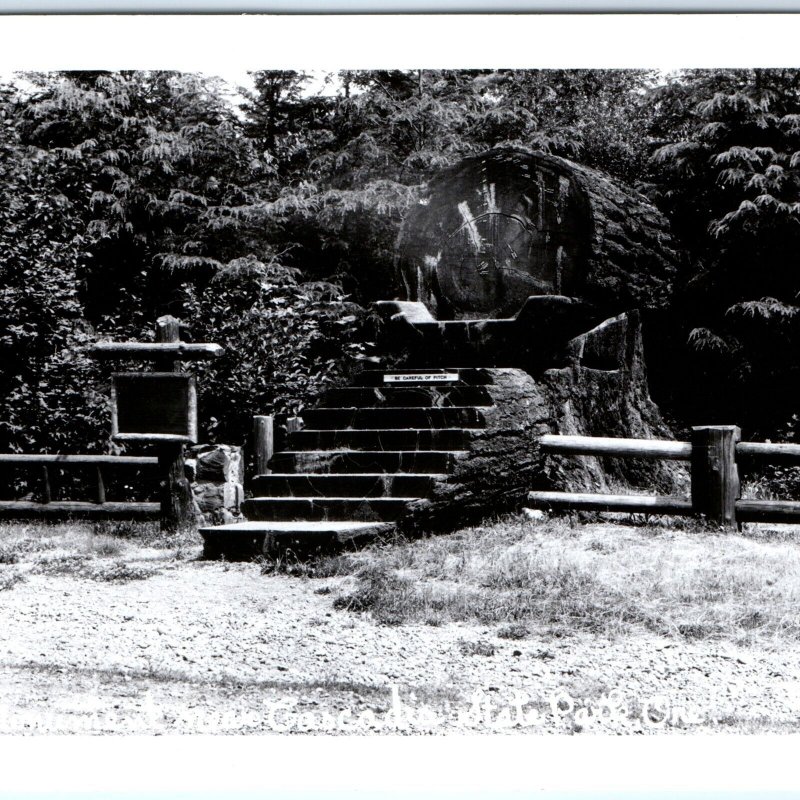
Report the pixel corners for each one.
[182,253,375,445]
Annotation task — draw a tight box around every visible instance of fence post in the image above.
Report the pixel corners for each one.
[95,465,106,505]
[155,317,195,533]
[253,415,274,475]
[41,465,52,504]
[691,425,741,529]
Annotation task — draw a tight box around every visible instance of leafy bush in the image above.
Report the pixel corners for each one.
[0,88,107,457]
[182,253,375,445]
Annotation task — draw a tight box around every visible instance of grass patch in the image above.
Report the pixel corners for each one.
[326,515,800,644]
[31,553,90,576]
[0,570,25,590]
[0,521,178,581]
[91,520,200,553]
[0,527,61,564]
[458,639,496,657]
[31,553,159,582]
[497,622,530,640]
[81,560,160,582]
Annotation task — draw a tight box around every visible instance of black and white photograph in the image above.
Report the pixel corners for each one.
[2,12,800,758]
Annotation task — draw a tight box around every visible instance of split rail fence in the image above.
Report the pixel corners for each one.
[528,425,800,528]
[0,454,159,520]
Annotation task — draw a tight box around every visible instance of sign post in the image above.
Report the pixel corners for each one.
[153,316,192,533]
[92,315,223,533]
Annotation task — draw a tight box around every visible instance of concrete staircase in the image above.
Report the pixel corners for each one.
[199,368,494,558]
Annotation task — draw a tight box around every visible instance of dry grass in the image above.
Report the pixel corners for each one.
[0,520,201,585]
[326,515,800,645]
[0,570,25,591]
[31,553,159,582]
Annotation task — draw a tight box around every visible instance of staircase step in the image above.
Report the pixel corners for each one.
[299,407,485,430]
[199,520,396,558]
[287,428,471,452]
[318,386,493,408]
[251,473,443,498]
[269,449,463,474]
[242,497,415,522]
[353,368,494,387]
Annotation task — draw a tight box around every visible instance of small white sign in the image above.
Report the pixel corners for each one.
[383,372,459,384]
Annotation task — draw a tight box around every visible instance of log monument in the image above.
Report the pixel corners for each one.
[201,147,686,558]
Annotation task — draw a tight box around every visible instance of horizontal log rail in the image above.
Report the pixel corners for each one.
[527,491,693,516]
[0,454,157,466]
[735,442,800,462]
[539,434,691,460]
[0,501,159,520]
[735,499,800,524]
[532,428,800,528]
[0,453,159,520]
[91,342,223,360]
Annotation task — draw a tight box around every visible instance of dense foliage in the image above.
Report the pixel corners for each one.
[645,69,800,436]
[2,68,800,455]
[182,253,372,443]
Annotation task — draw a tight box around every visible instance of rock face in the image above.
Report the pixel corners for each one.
[396,146,680,320]
[186,444,245,526]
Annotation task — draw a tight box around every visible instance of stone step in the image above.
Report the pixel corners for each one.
[318,386,493,408]
[199,520,396,559]
[287,428,471,452]
[251,473,443,498]
[299,407,485,430]
[353,368,494,387]
[268,449,463,474]
[242,496,415,522]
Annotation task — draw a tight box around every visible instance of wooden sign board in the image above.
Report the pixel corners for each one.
[383,372,459,384]
[111,373,197,443]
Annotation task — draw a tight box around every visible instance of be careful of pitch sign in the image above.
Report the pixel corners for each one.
[383,372,459,384]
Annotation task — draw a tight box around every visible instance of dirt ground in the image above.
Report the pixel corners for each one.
[1,528,799,735]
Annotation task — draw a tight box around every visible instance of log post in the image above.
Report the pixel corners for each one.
[41,465,52,504]
[158,442,195,533]
[155,315,182,373]
[253,415,274,476]
[691,425,741,529]
[95,466,106,505]
[155,317,195,532]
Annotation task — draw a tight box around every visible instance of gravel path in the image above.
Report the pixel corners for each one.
[0,551,798,734]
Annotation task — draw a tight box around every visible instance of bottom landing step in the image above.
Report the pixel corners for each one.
[199,520,396,559]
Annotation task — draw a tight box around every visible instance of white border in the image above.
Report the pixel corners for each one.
[0,13,800,72]
[1,735,799,793]
[2,11,800,797]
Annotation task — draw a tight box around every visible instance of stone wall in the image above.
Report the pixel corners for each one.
[185,444,244,526]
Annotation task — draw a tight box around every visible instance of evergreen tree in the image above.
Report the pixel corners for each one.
[242,70,334,182]
[17,71,269,332]
[648,69,800,434]
[0,80,105,454]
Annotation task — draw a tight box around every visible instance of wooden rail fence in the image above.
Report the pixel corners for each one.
[528,425,800,528]
[0,454,159,520]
